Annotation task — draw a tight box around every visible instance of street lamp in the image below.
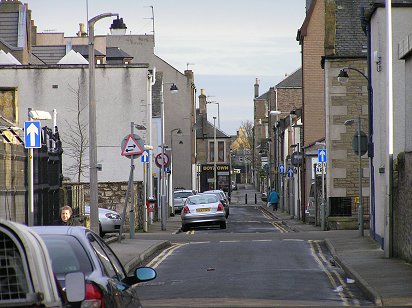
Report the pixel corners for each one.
[213,116,217,190]
[170,128,182,188]
[344,116,364,236]
[338,66,372,237]
[207,101,220,129]
[88,12,119,234]
[160,81,178,230]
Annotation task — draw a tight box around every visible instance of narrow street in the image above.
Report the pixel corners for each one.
[135,188,373,307]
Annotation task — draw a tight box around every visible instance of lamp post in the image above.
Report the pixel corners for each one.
[160,81,178,230]
[338,67,372,237]
[213,116,217,190]
[345,117,364,236]
[207,101,220,129]
[170,128,182,190]
[88,12,119,234]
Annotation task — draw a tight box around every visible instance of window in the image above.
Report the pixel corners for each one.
[209,141,225,162]
[0,88,17,123]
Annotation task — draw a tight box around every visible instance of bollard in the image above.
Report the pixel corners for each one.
[255,193,257,204]
[245,194,248,204]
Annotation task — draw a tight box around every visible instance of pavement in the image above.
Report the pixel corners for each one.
[107,190,412,307]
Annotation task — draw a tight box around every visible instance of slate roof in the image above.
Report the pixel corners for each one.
[256,91,269,100]
[196,110,231,139]
[106,47,133,60]
[72,45,105,59]
[276,68,302,88]
[334,0,369,57]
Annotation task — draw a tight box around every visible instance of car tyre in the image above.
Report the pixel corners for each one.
[220,222,227,229]
[181,225,188,232]
[99,224,105,238]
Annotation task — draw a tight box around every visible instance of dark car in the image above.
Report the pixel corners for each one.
[0,219,85,308]
[32,226,156,308]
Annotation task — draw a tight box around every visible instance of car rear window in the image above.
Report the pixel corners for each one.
[41,235,93,275]
[187,195,218,204]
[174,191,193,198]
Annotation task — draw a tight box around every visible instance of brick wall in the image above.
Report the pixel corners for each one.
[302,0,325,146]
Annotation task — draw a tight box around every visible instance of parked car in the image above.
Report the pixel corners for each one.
[305,181,316,223]
[84,205,122,237]
[32,226,157,308]
[181,194,227,231]
[0,219,84,308]
[173,189,196,214]
[203,190,230,218]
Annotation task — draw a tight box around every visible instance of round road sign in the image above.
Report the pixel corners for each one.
[155,153,170,168]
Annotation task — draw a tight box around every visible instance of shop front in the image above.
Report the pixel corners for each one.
[200,164,231,194]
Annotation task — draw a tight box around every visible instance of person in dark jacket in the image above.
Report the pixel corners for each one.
[54,205,79,226]
[268,189,279,211]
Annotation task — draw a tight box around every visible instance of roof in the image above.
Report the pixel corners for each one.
[57,49,88,64]
[196,110,231,139]
[256,91,269,100]
[72,45,105,58]
[276,68,302,88]
[106,47,133,59]
[334,0,369,57]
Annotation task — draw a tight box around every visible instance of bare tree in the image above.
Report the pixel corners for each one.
[62,78,89,182]
[239,120,253,149]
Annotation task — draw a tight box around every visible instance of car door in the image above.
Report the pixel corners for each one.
[87,232,142,307]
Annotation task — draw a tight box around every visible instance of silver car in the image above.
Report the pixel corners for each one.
[173,190,195,214]
[85,205,122,237]
[181,194,226,232]
[203,190,230,218]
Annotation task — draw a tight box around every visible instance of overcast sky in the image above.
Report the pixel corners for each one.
[26,0,306,135]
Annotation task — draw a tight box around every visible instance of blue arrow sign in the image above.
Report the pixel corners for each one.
[318,149,327,163]
[279,164,285,174]
[141,150,149,163]
[24,121,41,149]
[287,167,294,178]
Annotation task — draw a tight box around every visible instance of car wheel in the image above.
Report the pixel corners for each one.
[181,225,188,232]
[220,222,227,229]
[99,224,105,237]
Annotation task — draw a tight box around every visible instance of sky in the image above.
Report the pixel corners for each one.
[26,0,306,135]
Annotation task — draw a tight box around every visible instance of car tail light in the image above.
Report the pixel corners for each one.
[183,206,190,214]
[82,282,104,308]
[217,203,224,211]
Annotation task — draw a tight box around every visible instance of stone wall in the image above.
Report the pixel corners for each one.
[393,151,412,262]
[64,181,145,229]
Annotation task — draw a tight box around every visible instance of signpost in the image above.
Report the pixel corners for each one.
[318,148,327,231]
[119,129,145,241]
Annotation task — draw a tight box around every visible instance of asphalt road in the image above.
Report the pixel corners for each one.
[135,204,374,307]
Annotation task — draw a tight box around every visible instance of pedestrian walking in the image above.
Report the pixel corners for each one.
[268,189,279,211]
[53,205,80,226]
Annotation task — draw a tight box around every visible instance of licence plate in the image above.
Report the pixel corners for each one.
[196,208,210,212]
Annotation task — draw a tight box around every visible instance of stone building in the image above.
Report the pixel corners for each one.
[196,89,231,193]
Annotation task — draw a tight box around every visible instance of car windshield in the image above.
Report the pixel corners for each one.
[40,235,93,275]
[174,191,193,199]
[187,195,218,205]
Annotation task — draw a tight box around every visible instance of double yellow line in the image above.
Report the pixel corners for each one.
[146,243,187,269]
[309,240,358,306]
[271,221,288,233]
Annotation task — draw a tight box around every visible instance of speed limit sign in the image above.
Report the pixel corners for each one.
[155,153,170,168]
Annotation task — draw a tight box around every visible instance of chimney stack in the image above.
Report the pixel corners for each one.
[254,78,259,98]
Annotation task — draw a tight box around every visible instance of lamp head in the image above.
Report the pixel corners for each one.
[338,69,349,83]
[269,110,281,116]
[344,119,356,126]
[170,83,178,93]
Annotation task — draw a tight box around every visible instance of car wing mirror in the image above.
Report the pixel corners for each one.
[65,272,85,302]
